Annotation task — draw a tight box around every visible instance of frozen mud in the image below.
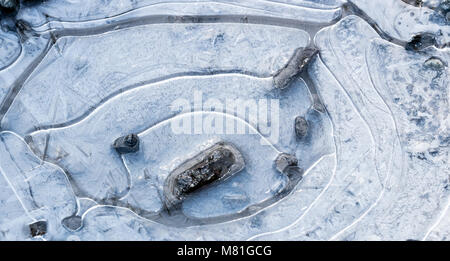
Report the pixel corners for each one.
[0,0,448,240]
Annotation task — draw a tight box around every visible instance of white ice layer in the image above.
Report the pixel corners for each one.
[123,113,285,219]
[0,131,78,240]
[351,0,450,45]
[0,33,49,106]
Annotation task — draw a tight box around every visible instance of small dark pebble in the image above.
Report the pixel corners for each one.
[29,220,47,237]
[113,133,140,154]
[405,33,436,51]
[294,116,309,138]
[61,215,83,231]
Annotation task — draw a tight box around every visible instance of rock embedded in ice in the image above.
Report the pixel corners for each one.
[16,0,343,27]
[0,0,16,9]
[61,215,83,232]
[29,220,47,237]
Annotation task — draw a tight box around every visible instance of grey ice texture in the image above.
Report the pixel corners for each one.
[0,0,448,241]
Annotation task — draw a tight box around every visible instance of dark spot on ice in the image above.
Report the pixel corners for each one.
[294,116,308,138]
[275,153,303,180]
[424,56,447,71]
[61,215,83,231]
[428,149,439,157]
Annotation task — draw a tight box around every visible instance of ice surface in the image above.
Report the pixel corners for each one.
[0,30,20,70]
[1,23,309,134]
[351,0,450,46]
[123,113,286,220]
[0,131,78,240]
[0,33,49,110]
[0,0,448,241]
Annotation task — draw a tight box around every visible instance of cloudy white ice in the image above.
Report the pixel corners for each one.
[0,0,448,241]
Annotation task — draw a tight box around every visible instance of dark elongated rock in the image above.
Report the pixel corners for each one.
[424,56,447,71]
[405,33,436,51]
[113,134,139,154]
[273,47,319,89]
[61,215,82,231]
[164,142,245,207]
[29,220,47,237]
[294,116,309,138]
